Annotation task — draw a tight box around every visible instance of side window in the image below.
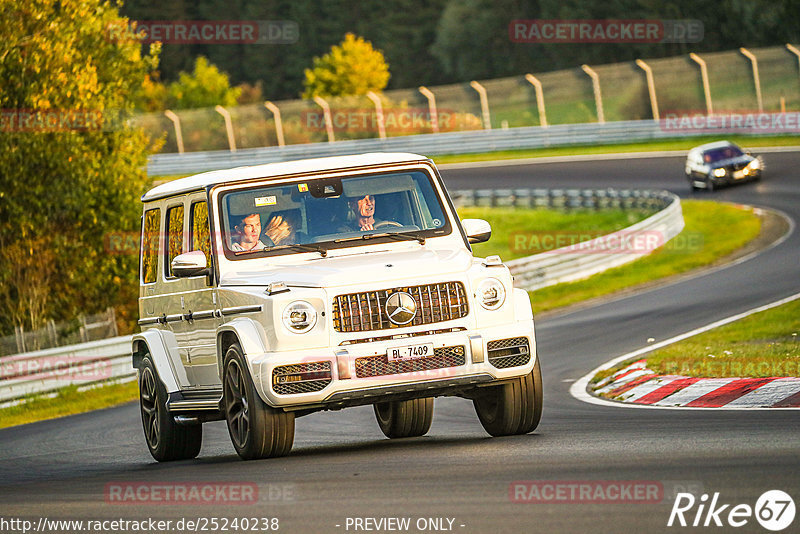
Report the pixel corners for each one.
[190,201,211,264]
[141,208,160,284]
[165,204,185,278]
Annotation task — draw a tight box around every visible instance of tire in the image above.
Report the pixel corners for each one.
[138,355,202,462]
[223,343,294,460]
[706,179,716,192]
[373,397,433,438]
[473,360,543,437]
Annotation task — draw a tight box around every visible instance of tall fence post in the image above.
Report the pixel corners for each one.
[163,110,185,154]
[14,325,25,353]
[366,91,387,139]
[469,81,492,130]
[739,48,763,112]
[524,74,548,127]
[107,307,119,337]
[214,105,237,152]
[312,96,336,143]
[47,319,58,347]
[690,53,714,115]
[264,101,285,147]
[418,86,439,133]
[635,59,660,120]
[580,65,605,123]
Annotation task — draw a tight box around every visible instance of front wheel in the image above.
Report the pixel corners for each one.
[373,397,433,438]
[138,355,202,462]
[223,343,294,460]
[473,360,543,437]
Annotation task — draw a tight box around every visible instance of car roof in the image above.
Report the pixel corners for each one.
[691,140,740,153]
[142,152,431,202]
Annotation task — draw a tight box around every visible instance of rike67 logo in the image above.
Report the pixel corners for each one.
[668,490,795,531]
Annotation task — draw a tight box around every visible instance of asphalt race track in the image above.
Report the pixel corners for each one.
[1,150,798,533]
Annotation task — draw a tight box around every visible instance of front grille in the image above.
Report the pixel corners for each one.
[355,345,466,378]
[272,361,332,395]
[333,282,469,333]
[487,337,531,369]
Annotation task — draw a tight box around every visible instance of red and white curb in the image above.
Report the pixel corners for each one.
[592,359,800,408]
[570,291,800,410]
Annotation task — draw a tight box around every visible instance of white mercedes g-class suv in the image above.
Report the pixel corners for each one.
[133,153,542,461]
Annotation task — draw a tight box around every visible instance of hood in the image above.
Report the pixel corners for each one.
[220,247,474,288]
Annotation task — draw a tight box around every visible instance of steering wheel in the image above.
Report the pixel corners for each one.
[374,220,403,228]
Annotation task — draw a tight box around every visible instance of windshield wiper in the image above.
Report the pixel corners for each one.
[268,243,328,257]
[334,231,425,245]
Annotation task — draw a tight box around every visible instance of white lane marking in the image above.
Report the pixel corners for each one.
[439,146,800,170]
[724,378,800,407]
[569,290,800,410]
[651,378,736,406]
[618,376,683,402]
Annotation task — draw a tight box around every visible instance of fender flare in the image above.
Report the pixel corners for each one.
[131,329,182,393]
[216,317,269,380]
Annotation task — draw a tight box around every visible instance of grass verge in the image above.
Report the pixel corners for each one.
[645,299,800,378]
[529,200,761,314]
[0,380,138,430]
[458,207,652,261]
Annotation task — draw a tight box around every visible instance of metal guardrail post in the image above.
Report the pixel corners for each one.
[366,91,387,139]
[635,59,660,121]
[787,44,800,84]
[524,74,548,127]
[739,48,763,112]
[312,95,336,143]
[580,65,605,123]
[469,81,492,130]
[214,105,237,152]
[264,101,286,147]
[418,86,439,134]
[689,53,714,115]
[163,110,185,154]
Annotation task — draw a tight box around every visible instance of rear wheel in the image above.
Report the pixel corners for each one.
[373,397,433,438]
[223,343,294,460]
[473,360,543,437]
[138,355,202,462]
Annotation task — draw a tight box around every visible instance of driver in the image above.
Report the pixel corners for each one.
[340,194,383,231]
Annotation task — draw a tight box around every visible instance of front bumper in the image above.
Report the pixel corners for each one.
[249,320,537,408]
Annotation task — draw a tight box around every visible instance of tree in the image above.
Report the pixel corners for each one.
[0,0,159,334]
[167,56,241,109]
[302,33,390,98]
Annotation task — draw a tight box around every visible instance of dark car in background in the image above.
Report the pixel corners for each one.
[685,141,763,191]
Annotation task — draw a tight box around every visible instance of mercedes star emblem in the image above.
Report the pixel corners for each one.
[385,291,417,325]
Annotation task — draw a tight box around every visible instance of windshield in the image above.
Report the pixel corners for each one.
[702,145,744,163]
[219,170,451,258]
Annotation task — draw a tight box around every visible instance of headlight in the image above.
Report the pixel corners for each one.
[713,168,727,178]
[282,301,317,333]
[476,278,506,310]
[748,158,761,170]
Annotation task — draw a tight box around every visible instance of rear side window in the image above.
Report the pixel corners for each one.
[190,201,211,264]
[165,205,185,278]
[141,208,160,284]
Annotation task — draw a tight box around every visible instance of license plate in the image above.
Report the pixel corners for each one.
[733,170,745,179]
[387,343,435,362]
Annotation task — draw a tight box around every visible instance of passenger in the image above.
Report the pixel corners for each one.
[263,213,296,246]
